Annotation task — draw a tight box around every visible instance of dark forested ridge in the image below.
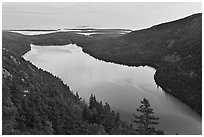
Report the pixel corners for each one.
[2,13,201,134]
[83,13,202,114]
[2,31,31,56]
[78,13,202,115]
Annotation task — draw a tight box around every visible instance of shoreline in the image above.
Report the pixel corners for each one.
[81,47,201,116]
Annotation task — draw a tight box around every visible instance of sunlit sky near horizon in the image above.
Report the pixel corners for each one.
[3,2,202,30]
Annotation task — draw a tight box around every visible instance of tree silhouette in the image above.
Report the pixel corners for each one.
[132,98,164,135]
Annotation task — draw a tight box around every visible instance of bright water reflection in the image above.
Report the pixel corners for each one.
[23,44,202,135]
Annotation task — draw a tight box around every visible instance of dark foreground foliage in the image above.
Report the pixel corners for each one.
[133,98,164,135]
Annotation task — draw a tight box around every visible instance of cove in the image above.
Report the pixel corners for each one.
[23,44,201,135]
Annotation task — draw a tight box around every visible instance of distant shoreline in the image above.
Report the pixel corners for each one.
[9,29,58,31]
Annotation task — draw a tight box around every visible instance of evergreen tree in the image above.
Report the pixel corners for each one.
[132,98,164,135]
[115,113,121,126]
[89,94,96,109]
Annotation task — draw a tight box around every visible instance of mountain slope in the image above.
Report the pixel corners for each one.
[82,13,201,66]
[81,13,202,114]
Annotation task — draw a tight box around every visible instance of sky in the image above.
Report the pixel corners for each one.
[2,2,202,30]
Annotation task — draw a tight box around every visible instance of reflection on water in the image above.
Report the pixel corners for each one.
[23,44,202,135]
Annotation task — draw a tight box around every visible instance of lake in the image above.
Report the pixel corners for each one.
[23,43,202,135]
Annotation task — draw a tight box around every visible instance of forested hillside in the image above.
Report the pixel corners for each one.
[3,47,141,134]
[2,32,139,134]
[77,13,202,114]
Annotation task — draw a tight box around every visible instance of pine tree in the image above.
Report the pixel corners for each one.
[89,94,96,109]
[132,98,164,135]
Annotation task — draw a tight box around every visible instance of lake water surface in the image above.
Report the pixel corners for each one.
[23,44,202,135]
